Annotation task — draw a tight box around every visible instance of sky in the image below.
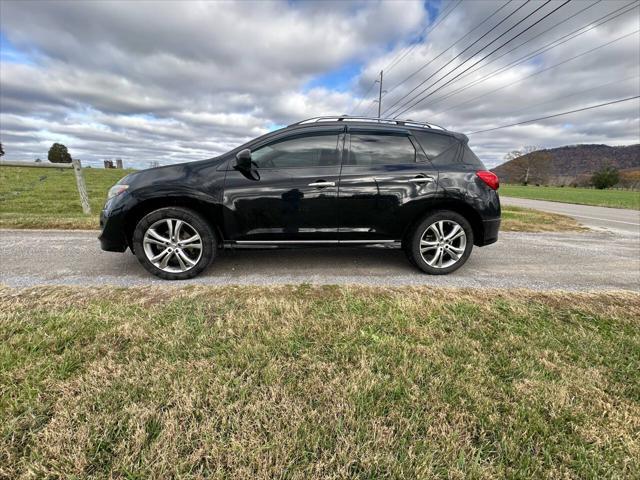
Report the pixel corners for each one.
[0,0,638,169]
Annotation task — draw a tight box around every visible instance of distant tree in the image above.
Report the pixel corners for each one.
[48,143,72,163]
[503,146,552,185]
[591,166,619,189]
[0,142,4,157]
[35,158,42,163]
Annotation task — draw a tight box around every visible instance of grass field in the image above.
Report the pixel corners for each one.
[1,286,638,478]
[1,166,583,232]
[0,165,134,229]
[501,184,640,210]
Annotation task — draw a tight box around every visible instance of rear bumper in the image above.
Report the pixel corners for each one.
[478,218,500,246]
[99,208,128,252]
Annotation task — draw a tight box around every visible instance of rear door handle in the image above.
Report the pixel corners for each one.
[309,181,336,188]
[407,175,435,183]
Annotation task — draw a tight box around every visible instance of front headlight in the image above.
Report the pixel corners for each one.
[107,184,129,199]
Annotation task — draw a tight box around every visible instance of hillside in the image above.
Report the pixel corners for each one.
[492,144,640,187]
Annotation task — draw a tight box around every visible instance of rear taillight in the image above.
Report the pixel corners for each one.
[476,170,499,190]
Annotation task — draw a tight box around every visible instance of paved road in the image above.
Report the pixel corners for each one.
[501,196,640,234]
[1,229,638,291]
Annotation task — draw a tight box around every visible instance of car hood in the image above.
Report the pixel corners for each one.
[123,156,226,188]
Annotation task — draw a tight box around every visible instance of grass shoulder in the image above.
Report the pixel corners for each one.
[501,206,585,232]
[501,184,640,210]
[1,285,638,478]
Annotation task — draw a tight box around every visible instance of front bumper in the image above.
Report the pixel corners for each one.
[99,207,128,252]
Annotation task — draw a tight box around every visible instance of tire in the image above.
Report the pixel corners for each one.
[132,207,216,280]
[407,210,474,275]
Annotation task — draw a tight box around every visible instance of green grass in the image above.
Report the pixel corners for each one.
[1,286,639,478]
[501,184,640,210]
[0,166,134,229]
[1,166,584,232]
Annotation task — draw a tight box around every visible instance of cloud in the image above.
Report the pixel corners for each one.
[0,0,638,168]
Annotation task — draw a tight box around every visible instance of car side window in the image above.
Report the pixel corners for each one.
[251,134,340,168]
[348,133,416,166]
[413,131,460,167]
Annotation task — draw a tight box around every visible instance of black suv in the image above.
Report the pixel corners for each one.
[99,116,500,279]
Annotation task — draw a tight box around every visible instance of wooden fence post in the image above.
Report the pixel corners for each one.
[71,158,91,214]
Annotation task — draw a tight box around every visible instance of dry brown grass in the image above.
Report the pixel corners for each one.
[501,206,585,232]
[1,286,638,479]
[0,213,99,229]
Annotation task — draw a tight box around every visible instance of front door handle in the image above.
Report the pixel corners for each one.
[407,175,435,184]
[309,181,336,188]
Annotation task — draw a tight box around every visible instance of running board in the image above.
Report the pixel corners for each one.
[224,240,400,248]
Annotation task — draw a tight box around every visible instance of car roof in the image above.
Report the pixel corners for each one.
[284,116,466,141]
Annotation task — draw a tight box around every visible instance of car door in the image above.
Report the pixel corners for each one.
[337,128,439,241]
[222,128,344,242]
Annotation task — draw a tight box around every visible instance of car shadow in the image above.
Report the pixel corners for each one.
[205,247,417,278]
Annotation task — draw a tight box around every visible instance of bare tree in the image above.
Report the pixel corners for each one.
[503,146,552,185]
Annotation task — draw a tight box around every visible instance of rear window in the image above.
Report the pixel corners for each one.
[413,131,459,167]
[461,145,486,169]
[348,134,416,166]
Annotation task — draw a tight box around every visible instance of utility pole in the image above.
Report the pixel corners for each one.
[377,70,384,119]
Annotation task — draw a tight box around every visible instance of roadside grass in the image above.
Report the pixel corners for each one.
[501,184,640,210]
[1,286,638,479]
[1,166,584,232]
[501,206,584,232]
[0,166,134,229]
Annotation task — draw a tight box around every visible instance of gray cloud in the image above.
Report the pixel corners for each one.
[0,0,638,169]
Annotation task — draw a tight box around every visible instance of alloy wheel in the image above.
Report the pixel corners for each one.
[419,220,467,269]
[142,218,203,273]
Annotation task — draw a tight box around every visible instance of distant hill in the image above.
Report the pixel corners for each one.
[492,144,640,187]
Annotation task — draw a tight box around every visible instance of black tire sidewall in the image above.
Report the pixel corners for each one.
[410,210,474,275]
[133,207,216,280]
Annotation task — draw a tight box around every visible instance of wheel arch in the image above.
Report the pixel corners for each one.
[402,199,485,246]
[124,196,224,250]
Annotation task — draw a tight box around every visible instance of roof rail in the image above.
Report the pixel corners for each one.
[288,115,446,131]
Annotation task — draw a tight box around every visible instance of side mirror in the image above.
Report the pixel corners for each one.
[235,148,252,170]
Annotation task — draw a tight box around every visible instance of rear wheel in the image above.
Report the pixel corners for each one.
[132,207,216,280]
[407,210,473,275]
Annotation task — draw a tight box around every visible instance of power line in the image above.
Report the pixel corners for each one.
[424,0,636,113]
[354,0,461,119]
[466,96,640,135]
[353,80,378,115]
[432,28,640,117]
[361,98,379,117]
[384,0,464,74]
[500,73,640,119]
[384,0,515,97]
[391,0,573,119]
[383,0,532,116]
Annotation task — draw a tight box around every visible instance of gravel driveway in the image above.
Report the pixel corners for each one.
[1,229,638,291]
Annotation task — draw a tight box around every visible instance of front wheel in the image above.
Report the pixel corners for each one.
[132,207,216,280]
[407,210,474,275]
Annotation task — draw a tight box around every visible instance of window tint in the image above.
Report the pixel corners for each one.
[462,145,486,168]
[251,134,340,168]
[348,134,416,166]
[413,131,460,167]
